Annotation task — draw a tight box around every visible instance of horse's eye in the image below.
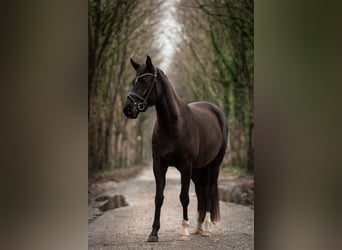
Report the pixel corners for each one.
[140,80,147,87]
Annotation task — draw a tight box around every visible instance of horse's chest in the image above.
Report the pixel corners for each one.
[154,140,177,156]
[153,137,186,165]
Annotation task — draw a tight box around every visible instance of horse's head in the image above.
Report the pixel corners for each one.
[123,55,158,119]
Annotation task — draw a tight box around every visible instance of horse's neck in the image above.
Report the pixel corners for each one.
[155,76,184,130]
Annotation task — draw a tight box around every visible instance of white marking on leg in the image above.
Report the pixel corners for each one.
[195,221,203,234]
[202,212,212,237]
[182,220,190,236]
[193,213,203,234]
[180,220,190,240]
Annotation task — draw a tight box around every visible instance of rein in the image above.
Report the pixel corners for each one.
[127,67,157,112]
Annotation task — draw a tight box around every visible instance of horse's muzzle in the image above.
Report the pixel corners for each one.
[123,103,139,119]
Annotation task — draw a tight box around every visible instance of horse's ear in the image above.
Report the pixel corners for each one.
[146,55,154,71]
[130,58,140,71]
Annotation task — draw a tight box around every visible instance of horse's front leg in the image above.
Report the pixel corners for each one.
[179,164,192,241]
[147,161,167,242]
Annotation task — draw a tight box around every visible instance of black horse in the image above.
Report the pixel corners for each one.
[123,56,228,242]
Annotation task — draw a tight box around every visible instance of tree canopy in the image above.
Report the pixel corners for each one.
[88,0,254,176]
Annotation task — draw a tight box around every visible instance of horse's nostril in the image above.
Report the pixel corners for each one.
[124,106,132,116]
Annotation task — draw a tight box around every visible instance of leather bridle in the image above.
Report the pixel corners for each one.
[127,66,157,112]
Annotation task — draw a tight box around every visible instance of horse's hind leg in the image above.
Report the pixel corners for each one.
[202,146,225,236]
[198,164,219,237]
[192,168,206,235]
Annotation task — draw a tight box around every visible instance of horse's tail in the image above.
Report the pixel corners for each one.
[209,105,228,222]
[209,142,227,223]
[210,177,220,222]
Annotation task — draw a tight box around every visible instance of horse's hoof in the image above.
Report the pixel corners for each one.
[179,234,190,241]
[201,231,211,237]
[147,235,158,242]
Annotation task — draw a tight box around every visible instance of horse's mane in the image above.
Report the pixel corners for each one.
[157,68,168,81]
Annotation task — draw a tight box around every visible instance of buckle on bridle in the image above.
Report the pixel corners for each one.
[137,103,146,111]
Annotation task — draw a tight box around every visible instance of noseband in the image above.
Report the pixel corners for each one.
[127,67,157,112]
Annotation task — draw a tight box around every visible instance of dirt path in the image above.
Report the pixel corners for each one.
[88,165,254,249]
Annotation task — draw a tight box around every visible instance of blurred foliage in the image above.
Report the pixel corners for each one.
[88,0,161,176]
[88,0,254,176]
